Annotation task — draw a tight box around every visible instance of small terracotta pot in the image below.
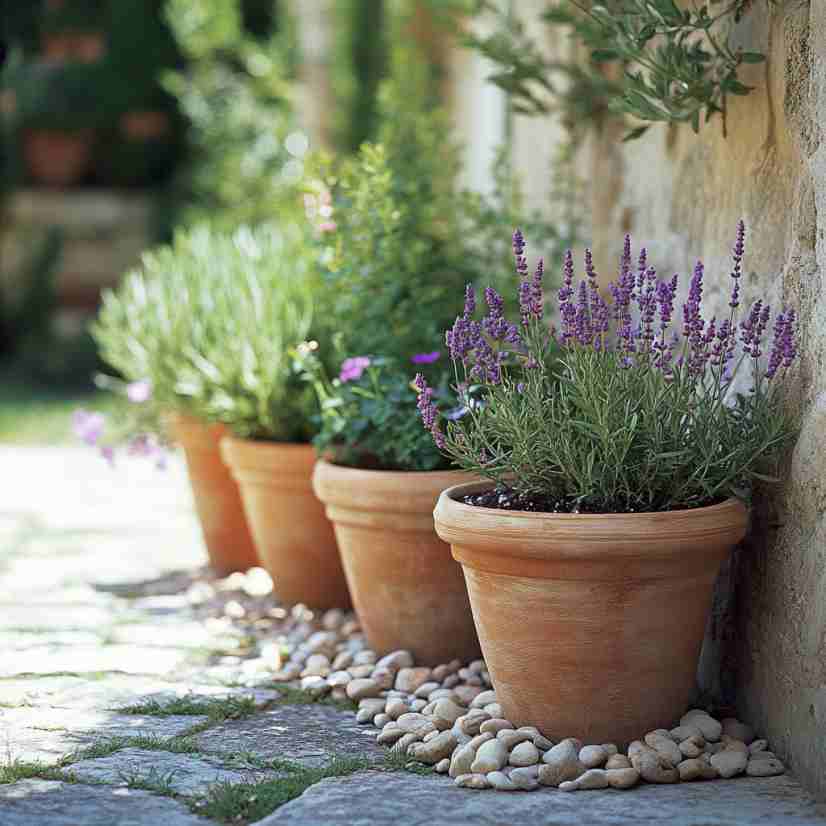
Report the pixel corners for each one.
[22,129,94,187]
[221,440,350,609]
[434,482,749,745]
[42,31,105,63]
[120,111,171,141]
[167,414,258,577]
[312,460,481,665]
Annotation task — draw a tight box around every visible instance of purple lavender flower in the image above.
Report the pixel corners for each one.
[339,356,371,382]
[463,284,476,317]
[513,229,528,278]
[766,309,798,378]
[414,373,446,448]
[411,351,441,364]
[73,409,105,446]
[558,250,576,345]
[100,445,115,466]
[126,380,152,404]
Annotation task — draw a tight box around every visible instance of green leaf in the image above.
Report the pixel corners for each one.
[623,125,650,141]
[591,49,620,63]
[740,52,766,64]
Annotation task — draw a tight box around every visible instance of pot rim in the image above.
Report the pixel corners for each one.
[434,481,749,556]
[222,434,314,454]
[313,459,473,518]
[313,457,467,482]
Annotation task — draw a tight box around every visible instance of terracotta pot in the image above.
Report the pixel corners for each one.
[312,460,480,665]
[42,31,105,63]
[120,111,171,141]
[167,414,258,577]
[221,440,350,609]
[22,129,94,187]
[434,482,749,745]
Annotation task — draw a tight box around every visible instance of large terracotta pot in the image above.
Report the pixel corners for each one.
[312,460,480,665]
[221,440,350,609]
[434,481,749,745]
[167,414,258,577]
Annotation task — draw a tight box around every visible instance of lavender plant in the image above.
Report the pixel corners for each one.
[416,223,798,513]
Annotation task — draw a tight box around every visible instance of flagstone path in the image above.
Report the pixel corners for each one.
[1,446,825,825]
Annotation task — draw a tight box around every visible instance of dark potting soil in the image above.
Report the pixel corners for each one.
[460,486,721,514]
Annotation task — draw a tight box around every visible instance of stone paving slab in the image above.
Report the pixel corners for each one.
[0,778,213,826]
[194,704,386,767]
[0,643,191,678]
[67,747,270,796]
[0,707,206,765]
[265,770,826,826]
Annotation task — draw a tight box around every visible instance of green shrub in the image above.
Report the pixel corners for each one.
[93,224,321,442]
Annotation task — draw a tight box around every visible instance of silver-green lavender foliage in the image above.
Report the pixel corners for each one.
[93,225,319,442]
[418,225,798,512]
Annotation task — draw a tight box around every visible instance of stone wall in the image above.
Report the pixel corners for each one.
[1,189,153,310]
[506,0,824,799]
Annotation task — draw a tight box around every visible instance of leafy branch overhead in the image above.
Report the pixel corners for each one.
[465,0,765,138]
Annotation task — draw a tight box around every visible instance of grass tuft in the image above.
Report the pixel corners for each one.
[0,757,80,785]
[118,766,180,796]
[192,755,371,823]
[273,685,356,712]
[381,749,434,776]
[59,734,201,766]
[116,694,259,723]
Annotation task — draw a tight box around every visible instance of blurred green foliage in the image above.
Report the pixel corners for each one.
[162,0,300,228]
[315,43,574,365]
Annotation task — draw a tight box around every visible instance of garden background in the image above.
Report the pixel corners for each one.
[1,0,825,805]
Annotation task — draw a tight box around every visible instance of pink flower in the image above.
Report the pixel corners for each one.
[339,356,371,382]
[126,380,152,404]
[73,409,105,446]
[410,351,441,365]
[318,220,337,233]
[100,445,115,465]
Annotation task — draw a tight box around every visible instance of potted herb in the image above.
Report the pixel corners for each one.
[304,351,479,665]
[308,58,564,663]
[423,224,798,743]
[5,61,104,187]
[195,228,350,610]
[92,226,259,577]
[41,1,106,64]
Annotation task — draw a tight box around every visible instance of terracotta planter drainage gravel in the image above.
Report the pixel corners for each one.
[312,460,480,666]
[222,440,350,610]
[167,414,258,577]
[434,481,749,745]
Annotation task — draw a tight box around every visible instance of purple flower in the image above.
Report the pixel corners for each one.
[463,284,476,318]
[126,380,152,404]
[339,356,371,382]
[73,409,105,446]
[100,445,115,466]
[411,351,441,365]
[766,308,798,379]
[414,373,446,448]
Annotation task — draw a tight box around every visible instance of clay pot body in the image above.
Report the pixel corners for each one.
[312,460,480,665]
[222,440,350,609]
[23,129,94,187]
[167,415,258,577]
[434,482,749,745]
